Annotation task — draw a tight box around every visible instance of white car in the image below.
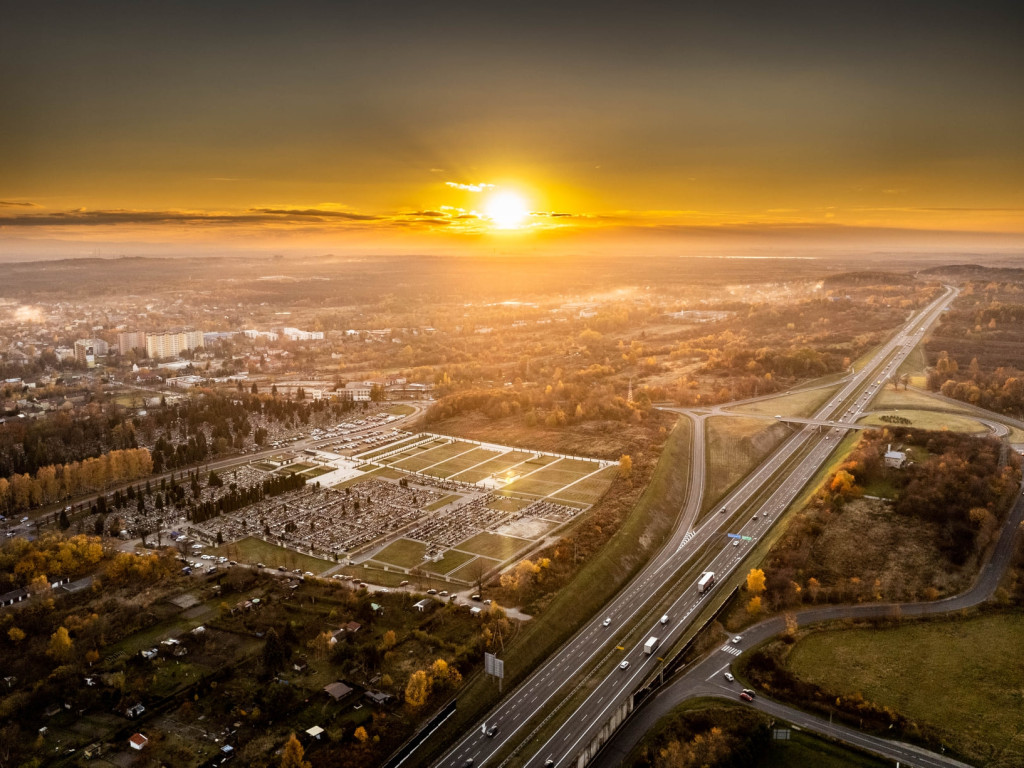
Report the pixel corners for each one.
[602,618,612,627]
[619,661,630,670]
[724,672,735,682]
[732,636,742,644]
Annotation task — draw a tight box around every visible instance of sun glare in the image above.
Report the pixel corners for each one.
[485,191,529,230]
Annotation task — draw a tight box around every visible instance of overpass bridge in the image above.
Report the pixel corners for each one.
[776,416,867,430]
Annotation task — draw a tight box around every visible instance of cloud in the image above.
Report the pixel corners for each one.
[250,207,382,221]
[530,211,587,219]
[0,200,39,208]
[445,181,495,192]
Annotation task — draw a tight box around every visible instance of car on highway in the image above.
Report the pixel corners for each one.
[660,614,670,625]
[485,724,499,737]
[719,507,727,514]
[619,660,630,670]
[602,617,611,627]
[731,635,742,644]
[742,688,756,698]
[739,691,753,702]
[732,540,739,546]
[724,672,734,682]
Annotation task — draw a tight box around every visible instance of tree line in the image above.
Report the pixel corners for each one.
[0,447,152,515]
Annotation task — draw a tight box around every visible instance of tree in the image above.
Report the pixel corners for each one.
[47,626,74,662]
[7,627,25,644]
[405,669,431,708]
[618,454,633,481]
[746,595,763,615]
[58,510,70,530]
[280,733,311,768]
[353,726,368,743]
[745,568,766,594]
[262,628,286,674]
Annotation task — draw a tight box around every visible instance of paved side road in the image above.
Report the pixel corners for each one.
[594,479,1024,768]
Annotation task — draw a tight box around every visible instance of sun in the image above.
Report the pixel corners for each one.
[485,191,529,230]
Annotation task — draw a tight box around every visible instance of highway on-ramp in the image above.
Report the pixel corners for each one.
[435,288,958,768]
[594,473,1024,768]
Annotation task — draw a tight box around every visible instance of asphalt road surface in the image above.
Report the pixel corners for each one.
[594,476,1024,768]
[435,289,958,767]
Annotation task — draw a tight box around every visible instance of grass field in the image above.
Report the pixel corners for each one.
[214,537,333,573]
[896,342,929,386]
[551,466,618,505]
[421,548,476,575]
[730,385,839,418]
[505,458,602,497]
[299,465,334,477]
[450,450,535,483]
[373,538,428,568]
[393,440,477,472]
[458,531,532,561]
[448,555,501,582]
[703,415,791,513]
[424,494,462,511]
[486,496,530,512]
[870,386,974,413]
[358,435,426,459]
[422,446,501,478]
[858,409,987,433]
[786,613,1024,765]
[386,404,416,416]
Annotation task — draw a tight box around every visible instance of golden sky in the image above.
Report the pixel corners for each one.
[1,1,1023,258]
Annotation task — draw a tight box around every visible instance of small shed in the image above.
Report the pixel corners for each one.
[305,725,325,740]
[129,733,148,751]
[324,681,353,701]
[413,599,433,613]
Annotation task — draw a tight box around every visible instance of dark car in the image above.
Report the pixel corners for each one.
[742,688,756,698]
[486,724,499,737]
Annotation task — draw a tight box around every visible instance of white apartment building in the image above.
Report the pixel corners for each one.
[146,330,204,359]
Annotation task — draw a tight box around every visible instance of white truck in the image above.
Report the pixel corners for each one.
[697,571,716,594]
[643,636,660,655]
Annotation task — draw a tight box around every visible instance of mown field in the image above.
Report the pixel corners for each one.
[858,409,986,433]
[702,415,791,514]
[459,531,532,561]
[786,613,1024,766]
[451,450,535,483]
[373,538,428,568]
[421,446,500,478]
[213,537,334,573]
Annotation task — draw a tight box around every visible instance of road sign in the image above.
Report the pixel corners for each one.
[727,533,741,539]
[484,652,504,679]
[741,536,753,541]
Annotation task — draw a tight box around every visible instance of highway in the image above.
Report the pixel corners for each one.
[594,472,1024,768]
[435,287,958,768]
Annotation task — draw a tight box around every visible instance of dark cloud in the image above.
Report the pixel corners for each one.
[249,207,382,221]
[0,200,39,208]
